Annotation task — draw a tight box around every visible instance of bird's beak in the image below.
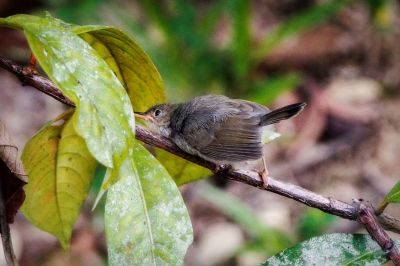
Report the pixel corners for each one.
[134,112,154,122]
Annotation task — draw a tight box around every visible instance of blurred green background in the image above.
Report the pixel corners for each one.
[1,0,400,265]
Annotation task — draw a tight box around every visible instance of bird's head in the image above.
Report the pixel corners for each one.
[134,103,175,137]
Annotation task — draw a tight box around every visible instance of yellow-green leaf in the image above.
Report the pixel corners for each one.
[155,148,211,186]
[2,15,194,263]
[21,113,96,248]
[0,14,137,191]
[73,25,166,112]
[105,142,193,265]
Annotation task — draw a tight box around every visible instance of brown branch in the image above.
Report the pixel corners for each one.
[1,56,400,257]
[0,177,18,266]
[0,57,75,107]
[138,126,359,217]
[356,201,400,265]
[136,124,400,233]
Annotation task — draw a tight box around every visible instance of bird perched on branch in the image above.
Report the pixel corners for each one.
[135,95,306,186]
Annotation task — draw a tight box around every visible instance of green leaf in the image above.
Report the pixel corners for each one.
[0,14,137,191]
[105,142,193,265]
[21,112,96,249]
[263,233,395,265]
[73,25,166,112]
[198,0,231,37]
[155,148,211,186]
[199,183,291,255]
[384,181,400,204]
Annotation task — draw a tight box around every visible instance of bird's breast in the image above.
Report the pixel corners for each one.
[172,135,201,157]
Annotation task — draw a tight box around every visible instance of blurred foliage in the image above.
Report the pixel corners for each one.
[252,0,351,61]
[43,0,357,104]
[198,185,339,260]
[366,0,396,31]
[248,73,303,105]
[132,0,349,100]
[296,208,336,241]
[44,0,105,24]
[199,183,292,256]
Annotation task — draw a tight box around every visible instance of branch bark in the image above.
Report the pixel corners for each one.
[1,56,400,260]
[0,57,75,107]
[136,125,400,233]
[356,201,400,265]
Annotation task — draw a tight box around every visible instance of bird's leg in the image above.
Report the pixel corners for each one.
[259,157,269,188]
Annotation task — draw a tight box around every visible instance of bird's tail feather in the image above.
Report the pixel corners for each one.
[260,102,306,126]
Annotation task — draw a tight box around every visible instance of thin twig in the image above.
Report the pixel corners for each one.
[1,56,400,254]
[376,201,389,216]
[0,57,75,107]
[0,176,18,266]
[356,201,400,265]
[136,125,400,233]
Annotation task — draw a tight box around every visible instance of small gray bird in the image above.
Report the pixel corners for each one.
[135,95,306,185]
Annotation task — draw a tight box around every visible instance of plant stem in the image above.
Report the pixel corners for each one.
[0,176,18,266]
[376,201,389,216]
[356,201,400,265]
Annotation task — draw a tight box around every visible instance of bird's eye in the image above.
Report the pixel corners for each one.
[154,109,161,117]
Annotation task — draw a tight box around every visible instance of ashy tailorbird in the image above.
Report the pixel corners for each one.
[135,95,306,186]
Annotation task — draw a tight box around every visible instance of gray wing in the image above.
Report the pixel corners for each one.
[180,99,267,161]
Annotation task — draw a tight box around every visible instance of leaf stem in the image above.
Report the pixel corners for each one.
[375,201,389,216]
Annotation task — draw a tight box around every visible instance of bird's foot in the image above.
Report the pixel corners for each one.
[214,164,233,176]
[258,168,269,188]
